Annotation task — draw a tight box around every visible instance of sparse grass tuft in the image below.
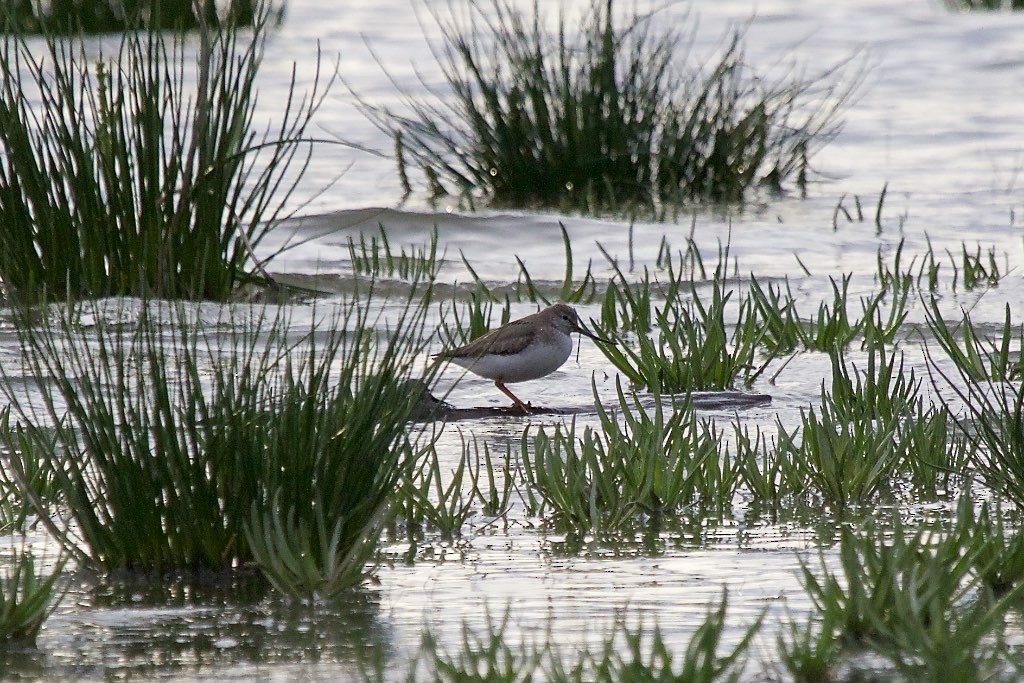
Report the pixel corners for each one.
[347,225,443,282]
[407,592,759,681]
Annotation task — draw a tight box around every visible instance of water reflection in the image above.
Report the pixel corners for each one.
[23,572,393,678]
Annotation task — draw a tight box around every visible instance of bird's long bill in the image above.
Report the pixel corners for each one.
[575,320,614,345]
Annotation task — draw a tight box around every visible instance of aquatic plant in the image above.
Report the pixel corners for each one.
[798,507,1024,681]
[949,243,1004,291]
[0,410,61,533]
[0,8,328,301]
[407,592,759,681]
[347,225,443,282]
[514,224,598,305]
[927,310,1024,506]
[0,0,277,33]
[968,502,1024,596]
[777,395,901,506]
[831,182,891,232]
[455,224,598,307]
[522,381,731,532]
[876,238,941,292]
[1,287,435,598]
[366,0,854,215]
[0,545,64,645]
[597,277,772,391]
[774,608,844,683]
[436,285,513,350]
[389,432,505,544]
[925,299,1021,384]
[942,0,1024,12]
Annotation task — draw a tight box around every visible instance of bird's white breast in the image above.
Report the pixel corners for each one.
[449,331,573,383]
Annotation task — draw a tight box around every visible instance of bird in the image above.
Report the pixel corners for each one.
[435,303,611,411]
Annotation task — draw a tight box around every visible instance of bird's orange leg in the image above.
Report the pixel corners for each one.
[496,381,531,413]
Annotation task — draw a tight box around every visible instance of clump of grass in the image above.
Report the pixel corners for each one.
[389,432,511,545]
[0,544,64,645]
[773,345,927,507]
[1,0,277,33]
[876,238,941,292]
[925,299,1021,384]
[366,0,854,215]
[949,243,1004,291]
[2,287,435,599]
[774,608,844,683]
[514,224,598,305]
[777,388,902,506]
[831,182,893,232]
[522,381,731,532]
[597,277,773,391]
[799,510,1022,681]
[942,0,1024,11]
[0,8,328,301]
[924,298,1024,505]
[0,414,60,532]
[456,224,597,306]
[437,286,513,349]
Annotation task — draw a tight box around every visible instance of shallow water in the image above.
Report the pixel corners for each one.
[4,0,1024,679]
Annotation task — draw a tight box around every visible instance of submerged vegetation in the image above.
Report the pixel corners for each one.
[368,0,857,216]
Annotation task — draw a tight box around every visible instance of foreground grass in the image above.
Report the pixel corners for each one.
[0,544,64,646]
[0,8,327,301]
[367,0,855,216]
[1,285,435,599]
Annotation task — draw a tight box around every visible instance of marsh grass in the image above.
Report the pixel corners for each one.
[522,381,733,532]
[455,223,597,307]
[790,497,1024,683]
[799,509,1024,681]
[784,341,957,506]
[0,413,60,532]
[390,432,494,543]
[925,299,1021,383]
[777,391,901,506]
[515,224,598,305]
[0,9,328,301]
[923,298,1024,506]
[0,544,64,645]
[968,502,1024,595]
[1,287,435,598]
[831,183,892,232]
[877,238,941,292]
[2,0,276,33]
[347,225,443,282]
[406,592,758,681]
[438,286,513,348]
[774,607,843,683]
[597,278,772,391]
[369,0,854,215]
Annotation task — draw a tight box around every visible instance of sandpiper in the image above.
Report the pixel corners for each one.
[435,303,611,411]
